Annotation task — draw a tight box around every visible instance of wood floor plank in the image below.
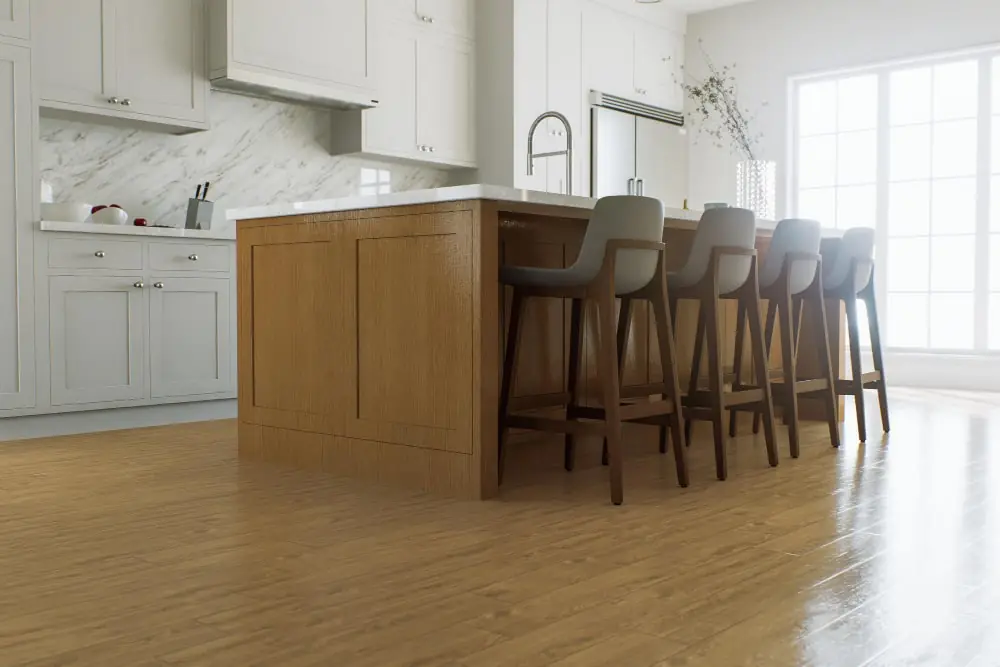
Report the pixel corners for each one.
[2,391,1000,665]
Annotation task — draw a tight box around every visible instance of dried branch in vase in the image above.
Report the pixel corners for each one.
[672,41,765,161]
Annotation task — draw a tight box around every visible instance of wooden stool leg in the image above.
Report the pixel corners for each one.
[684,302,706,447]
[753,300,778,434]
[811,289,841,449]
[564,298,584,472]
[602,298,633,467]
[597,291,624,505]
[845,295,868,442]
[661,294,681,451]
[747,281,779,468]
[498,289,526,484]
[863,285,890,434]
[652,289,689,487]
[728,302,747,437]
[704,294,728,481]
[778,291,801,459]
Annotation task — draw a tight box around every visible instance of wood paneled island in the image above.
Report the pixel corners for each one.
[235,185,842,499]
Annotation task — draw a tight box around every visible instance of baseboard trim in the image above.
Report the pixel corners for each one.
[0,400,237,442]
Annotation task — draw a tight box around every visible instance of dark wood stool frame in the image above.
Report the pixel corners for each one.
[730,253,841,457]
[498,240,689,505]
[827,259,890,442]
[666,247,779,481]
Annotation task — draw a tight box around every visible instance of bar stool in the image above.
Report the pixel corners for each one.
[667,208,778,481]
[729,219,841,457]
[822,227,889,442]
[498,196,688,505]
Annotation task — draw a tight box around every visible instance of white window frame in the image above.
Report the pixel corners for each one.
[788,45,1000,390]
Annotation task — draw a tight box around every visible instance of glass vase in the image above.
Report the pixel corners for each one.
[736,159,777,220]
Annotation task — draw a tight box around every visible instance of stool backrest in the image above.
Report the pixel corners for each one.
[673,207,756,295]
[759,218,822,295]
[570,195,665,295]
[822,227,875,294]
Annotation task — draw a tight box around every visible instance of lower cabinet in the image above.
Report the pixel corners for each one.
[49,275,147,405]
[149,277,231,398]
[42,236,236,410]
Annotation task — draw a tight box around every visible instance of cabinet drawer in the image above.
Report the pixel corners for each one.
[49,238,143,270]
[148,243,230,272]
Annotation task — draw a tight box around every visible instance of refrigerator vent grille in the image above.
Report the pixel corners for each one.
[590,91,684,126]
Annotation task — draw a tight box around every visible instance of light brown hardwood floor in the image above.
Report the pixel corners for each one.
[2,391,999,666]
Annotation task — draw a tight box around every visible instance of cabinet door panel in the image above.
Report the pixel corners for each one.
[582,3,633,99]
[634,24,676,109]
[415,0,472,38]
[0,0,29,40]
[546,0,583,195]
[0,44,33,410]
[149,277,231,398]
[108,0,207,122]
[365,23,418,157]
[232,0,371,90]
[416,35,474,165]
[49,276,146,406]
[34,0,110,108]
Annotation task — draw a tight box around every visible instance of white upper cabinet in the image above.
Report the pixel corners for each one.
[385,0,473,38]
[363,22,418,159]
[546,0,583,195]
[417,33,475,165]
[582,3,634,100]
[34,0,209,132]
[0,43,34,411]
[582,1,683,110]
[0,0,29,40]
[210,0,377,109]
[331,22,475,168]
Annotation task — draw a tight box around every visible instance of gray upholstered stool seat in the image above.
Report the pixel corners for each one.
[497,195,688,505]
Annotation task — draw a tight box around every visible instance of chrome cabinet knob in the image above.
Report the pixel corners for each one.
[108,97,120,104]
[428,146,436,153]
[133,281,145,289]
[418,14,435,22]
[154,282,165,289]
[188,254,199,261]
[94,251,106,258]
[120,98,132,107]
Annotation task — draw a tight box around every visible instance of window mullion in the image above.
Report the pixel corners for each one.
[975,56,993,351]
[875,69,891,347]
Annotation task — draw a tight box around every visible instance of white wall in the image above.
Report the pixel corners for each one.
[40,92,448,230]
[685,0,1000,213]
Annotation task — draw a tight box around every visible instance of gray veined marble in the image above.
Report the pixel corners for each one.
[39,91,449,232]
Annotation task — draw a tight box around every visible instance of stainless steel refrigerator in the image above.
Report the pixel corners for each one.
[590,93,688,209]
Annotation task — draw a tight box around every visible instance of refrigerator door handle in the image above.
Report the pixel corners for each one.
[636,179,645,196]
[627,178,635,195]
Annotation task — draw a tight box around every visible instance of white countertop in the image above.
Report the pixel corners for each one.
[39,220,236,241]
[226,184,705,223]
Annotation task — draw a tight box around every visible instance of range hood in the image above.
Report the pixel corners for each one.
[210,69,379,111]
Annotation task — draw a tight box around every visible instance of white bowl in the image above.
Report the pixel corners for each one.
[41,202,93,223]
[90,207,129,226]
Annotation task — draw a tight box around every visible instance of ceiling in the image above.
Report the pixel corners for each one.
[657,0,757,13]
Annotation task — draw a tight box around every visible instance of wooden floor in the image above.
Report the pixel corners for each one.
[2,391,999,667]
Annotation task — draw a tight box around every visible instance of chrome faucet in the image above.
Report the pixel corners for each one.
[527,111,573,195]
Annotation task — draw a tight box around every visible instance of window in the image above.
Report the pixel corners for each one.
[792,50,1000,354]
[359,168,392,196]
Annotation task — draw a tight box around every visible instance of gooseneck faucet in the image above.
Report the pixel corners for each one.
[527,111,573,195]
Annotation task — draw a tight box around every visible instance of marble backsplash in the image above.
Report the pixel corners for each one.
[39,92,449,230]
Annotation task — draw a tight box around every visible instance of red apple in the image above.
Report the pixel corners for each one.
[110,204,123,209]
[91,205,107,214]
[134,218,148,227]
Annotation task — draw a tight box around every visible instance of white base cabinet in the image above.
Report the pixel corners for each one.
[27,232,237,416]
[149,277,230,399]
[49,275,146,406]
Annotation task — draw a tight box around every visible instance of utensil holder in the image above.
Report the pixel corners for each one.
[185,198,214,230]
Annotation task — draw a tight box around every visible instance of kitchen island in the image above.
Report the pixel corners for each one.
[235,185,842,499]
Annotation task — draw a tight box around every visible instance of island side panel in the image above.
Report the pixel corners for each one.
[236,202,486,499]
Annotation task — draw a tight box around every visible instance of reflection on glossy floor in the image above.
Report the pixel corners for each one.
[2,391,999,667]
